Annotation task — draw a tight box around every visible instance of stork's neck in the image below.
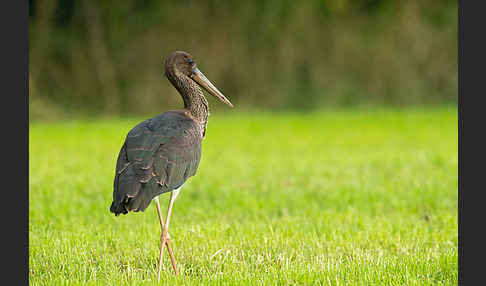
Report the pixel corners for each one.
[165,68,209,133]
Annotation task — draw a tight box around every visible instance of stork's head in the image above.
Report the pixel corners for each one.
[164,51,233,107]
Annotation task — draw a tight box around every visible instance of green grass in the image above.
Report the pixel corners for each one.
[29,108,458,285]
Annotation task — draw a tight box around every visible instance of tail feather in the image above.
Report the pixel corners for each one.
[110,164,142,215]
[109,200,127,216]
[110,164,162,216]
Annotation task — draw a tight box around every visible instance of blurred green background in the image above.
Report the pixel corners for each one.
[29,0,457,120]
[29,2,458,284]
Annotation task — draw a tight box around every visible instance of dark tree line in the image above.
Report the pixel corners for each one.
[29,0,457,120]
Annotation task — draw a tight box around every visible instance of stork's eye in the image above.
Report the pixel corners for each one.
[187,58,194,64]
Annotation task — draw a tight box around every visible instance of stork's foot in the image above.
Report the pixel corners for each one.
[157,228,179,280]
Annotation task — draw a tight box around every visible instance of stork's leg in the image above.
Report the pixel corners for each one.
[154,188,181,280]
[164,190,180,273]
[154,197,172,280]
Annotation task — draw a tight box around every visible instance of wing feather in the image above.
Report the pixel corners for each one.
[110,111,202,215]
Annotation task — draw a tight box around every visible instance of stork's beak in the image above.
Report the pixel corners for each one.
[191,68,233,108]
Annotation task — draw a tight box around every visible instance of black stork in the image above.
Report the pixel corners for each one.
[110,51,233,279]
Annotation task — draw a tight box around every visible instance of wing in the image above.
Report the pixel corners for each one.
[110,111,202,215]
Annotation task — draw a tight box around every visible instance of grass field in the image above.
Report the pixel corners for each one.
[29,108,458,285]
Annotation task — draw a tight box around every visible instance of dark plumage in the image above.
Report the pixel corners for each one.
[109,51,233,278]
[110,111,202,215]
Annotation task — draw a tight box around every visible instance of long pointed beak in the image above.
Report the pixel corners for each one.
[191,68,233,108]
